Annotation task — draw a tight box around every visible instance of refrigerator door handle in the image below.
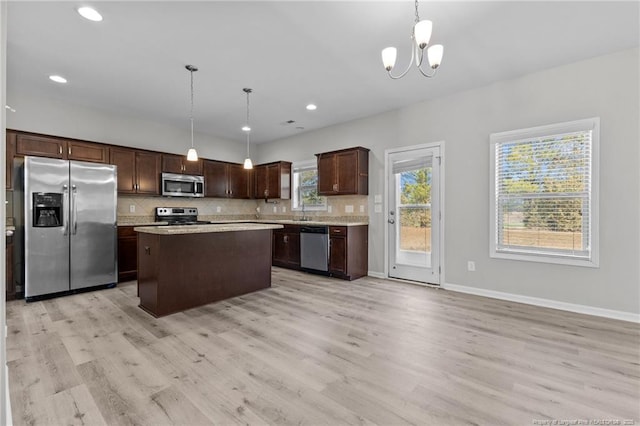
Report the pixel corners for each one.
[63,184,69,236]
[71,184,78,235]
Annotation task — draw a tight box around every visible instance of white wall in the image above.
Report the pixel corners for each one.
[6,91,246,163]
[257,48,640,315]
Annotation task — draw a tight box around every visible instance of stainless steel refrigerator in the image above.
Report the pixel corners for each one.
[24,156,117,300]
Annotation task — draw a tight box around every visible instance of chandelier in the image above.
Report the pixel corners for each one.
[381,0,444,79]
[185,65,199,161]
[242,88,253,169]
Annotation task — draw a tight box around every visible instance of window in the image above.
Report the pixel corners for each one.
[292,160,327,210]
[490,117,599,267]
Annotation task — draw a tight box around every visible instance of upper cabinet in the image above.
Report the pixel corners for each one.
[15,133,109,163]
[254,161,291,200]
[203,160,251,199]
[316,146,369,196]
[110,147,161,195]
[162,154,203,175]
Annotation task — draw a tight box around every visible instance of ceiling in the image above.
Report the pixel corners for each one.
[6,1,639,144]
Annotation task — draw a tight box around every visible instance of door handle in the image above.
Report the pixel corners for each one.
[62,185,69,235]
[71,185,78,235]
[388,219,395,224]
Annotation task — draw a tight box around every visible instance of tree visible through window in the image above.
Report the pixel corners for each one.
[292,161,326,210]
[490,118,599,267]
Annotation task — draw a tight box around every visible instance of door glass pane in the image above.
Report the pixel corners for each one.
[395,166,432,267]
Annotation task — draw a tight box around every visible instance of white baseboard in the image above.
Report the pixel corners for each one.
[367,271,386,279]
[443,282,640,323]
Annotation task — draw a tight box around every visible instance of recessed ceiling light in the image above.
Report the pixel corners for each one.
[77,6,103,22]
[242,125,251,132]
[49,75,67,84]
[306,104,317,111]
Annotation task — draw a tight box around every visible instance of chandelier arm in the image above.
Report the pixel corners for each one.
[417,58,438,78]
[386,40,417,80]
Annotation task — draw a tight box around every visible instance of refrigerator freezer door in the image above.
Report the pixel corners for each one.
[25,156,70,298]
[69,161,117,290]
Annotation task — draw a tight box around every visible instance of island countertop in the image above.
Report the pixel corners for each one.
[134,223,283,235]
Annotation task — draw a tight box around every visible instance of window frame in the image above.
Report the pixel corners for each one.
[489,117,600,268]
[291,159,327,211]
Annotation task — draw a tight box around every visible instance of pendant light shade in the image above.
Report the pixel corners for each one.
[242,88,253,170]
[187,148,198,161]
[186,65,199,161]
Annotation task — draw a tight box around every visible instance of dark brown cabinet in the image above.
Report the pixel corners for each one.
[15,132,109,163]
[6,130,15,190]
[254,161,292,200]
[203,160,251,199]
[6,233,14,301]
[316,146,369,196]
[272,225,301,269]
[117,226,138,282]
[110,147,161,195]
[329,225,368,280]
[162,154,203,175]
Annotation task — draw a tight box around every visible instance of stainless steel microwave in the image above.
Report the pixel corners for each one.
[161,172,204,197]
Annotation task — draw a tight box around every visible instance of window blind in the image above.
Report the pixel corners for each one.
[495,130,592,259]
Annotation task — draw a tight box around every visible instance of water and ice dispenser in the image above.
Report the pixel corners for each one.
[32,193,62,227]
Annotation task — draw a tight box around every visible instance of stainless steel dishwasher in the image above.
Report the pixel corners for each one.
[300,226,329,274]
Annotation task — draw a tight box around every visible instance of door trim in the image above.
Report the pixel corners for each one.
[384,141,445,286]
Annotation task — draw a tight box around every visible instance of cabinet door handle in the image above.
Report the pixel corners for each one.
[59,145,63,155]
[284,235,288,243]
[68,146,71,156]
[333,183,338,191]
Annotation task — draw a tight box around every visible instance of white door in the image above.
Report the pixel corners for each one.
[387,145,441,284]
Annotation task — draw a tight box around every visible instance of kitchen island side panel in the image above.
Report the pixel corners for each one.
[138,229,273,317]
[137,233,159,314]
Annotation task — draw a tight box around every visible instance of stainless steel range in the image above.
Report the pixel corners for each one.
[155,207,210,225]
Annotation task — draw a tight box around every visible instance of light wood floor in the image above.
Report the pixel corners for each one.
[6,268,640,425]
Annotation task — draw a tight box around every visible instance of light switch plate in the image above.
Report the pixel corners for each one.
[345,205,354,213]
[129,204,135,213]
[273,206,277,213]
[374,195,382,203]
[374,205,382,213]
[328,206,332,213]
[216,206,221,213]
[282,207,287,213]
[359,205,365,213]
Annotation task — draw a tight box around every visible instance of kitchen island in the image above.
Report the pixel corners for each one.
[134,223,283,317]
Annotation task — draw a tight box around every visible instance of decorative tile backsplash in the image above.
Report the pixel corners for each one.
[117,194,369,223]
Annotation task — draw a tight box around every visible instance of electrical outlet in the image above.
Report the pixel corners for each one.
[374,205,382,213]
[216,206,221,213]
[345,205,354,213]
[467,261,476,272]
[129,204,135,213]
[328,205,332,213]
[374,194,382,203]
[359,205,365,213]
[273,206,277,213]
[282,206,287,213]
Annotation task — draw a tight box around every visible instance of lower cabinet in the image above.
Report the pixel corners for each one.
[272,225,301,269]
[6,234,14,301]
[329,225,368,280]
[117,226,138,282]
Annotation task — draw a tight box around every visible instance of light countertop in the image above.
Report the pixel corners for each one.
[134,223,284,235]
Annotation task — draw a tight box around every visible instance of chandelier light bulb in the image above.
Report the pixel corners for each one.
[414,20,433,49]
[243,157,253,169]
[427,44,444,69]
[381,47,398,71]
[242,125,251,132]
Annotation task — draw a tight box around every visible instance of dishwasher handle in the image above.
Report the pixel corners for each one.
[300,226,328,234]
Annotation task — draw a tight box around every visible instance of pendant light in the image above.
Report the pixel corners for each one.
[186,65,199,161]
[242,88,253,169]
[381,0,444,79]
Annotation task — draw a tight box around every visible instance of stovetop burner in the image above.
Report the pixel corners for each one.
[155,207,210,226]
